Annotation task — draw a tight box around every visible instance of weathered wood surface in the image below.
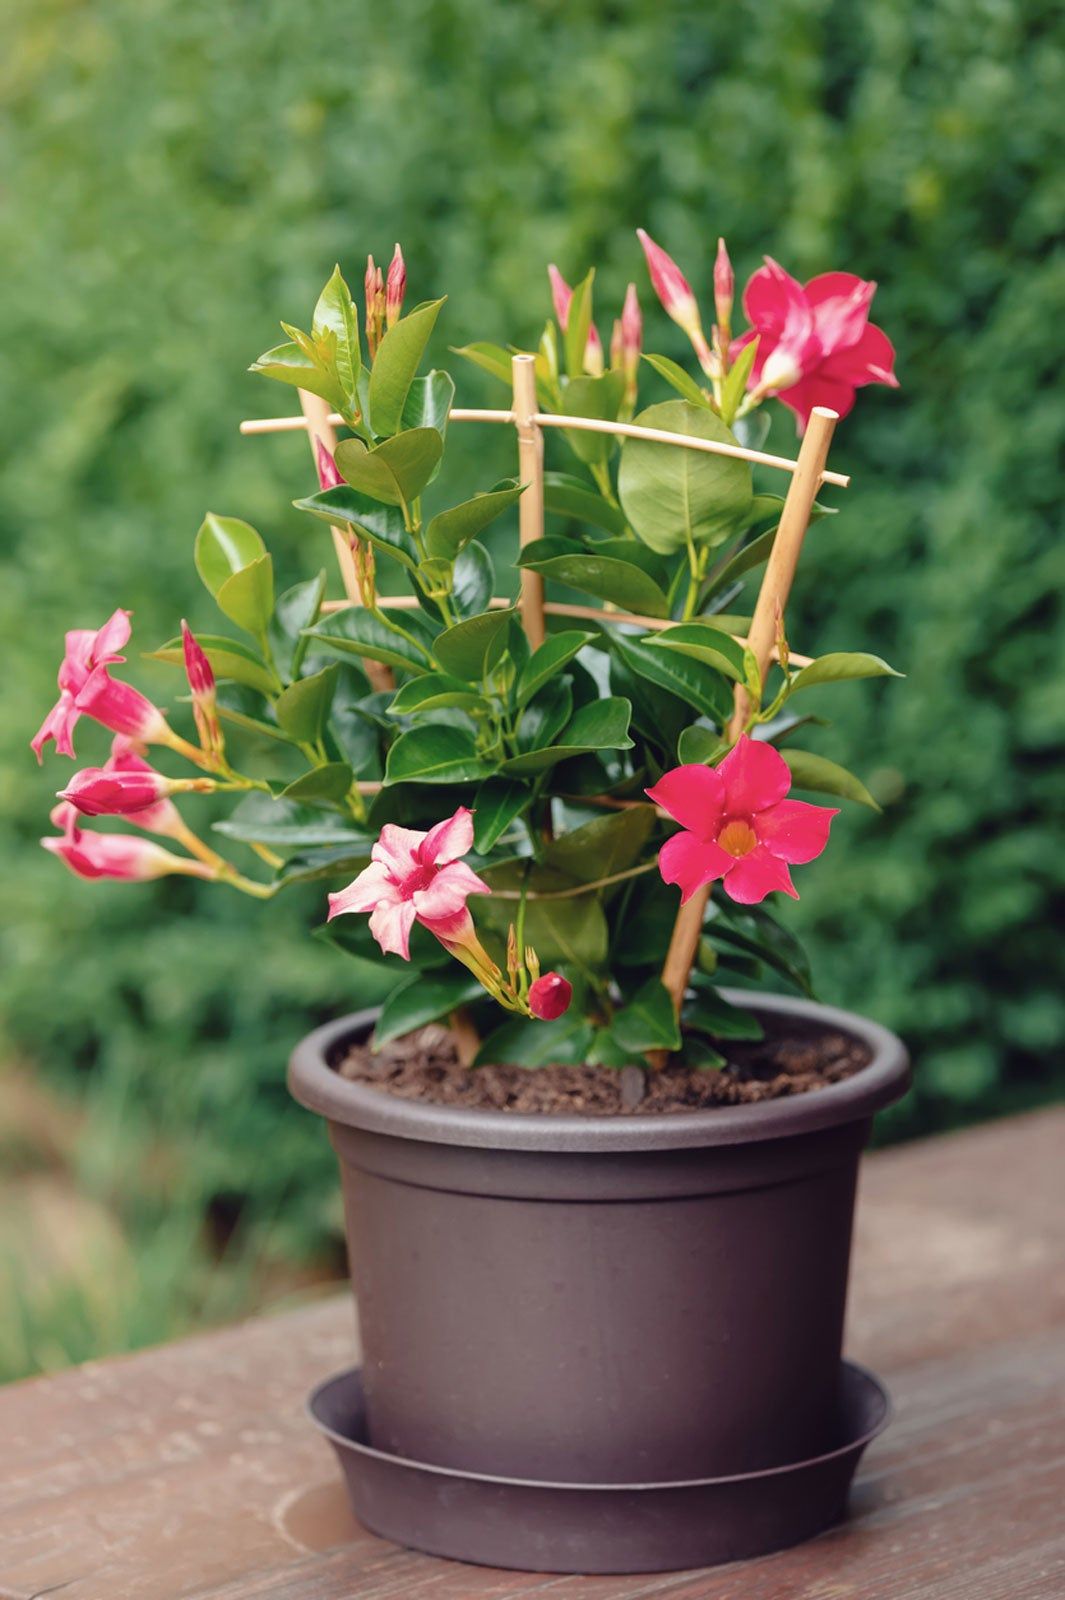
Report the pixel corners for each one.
[1,1108,1062,1600]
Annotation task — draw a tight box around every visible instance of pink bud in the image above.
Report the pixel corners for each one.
[364,254,377,317]
[714,237,734,333]
[59,765,181,818]
[547,264,572,328]
[314,436,343,491]
[528,972,573,1021]
[636,228,715,377]
[40,827,214,884]
[386,243,406,328]
[583,322,604,377]
[181,621,215,700]
[103,737,186,837]
[74,667,170,744]
[620,282,642,396]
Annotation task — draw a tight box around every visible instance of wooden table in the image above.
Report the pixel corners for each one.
[2,1109,1062,1600]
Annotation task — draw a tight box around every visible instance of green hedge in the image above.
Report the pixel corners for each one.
[2,0,1061,1297]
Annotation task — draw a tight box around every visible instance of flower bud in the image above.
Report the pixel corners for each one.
[41,826,216,884]
[386,243,406,328]
[547,263,572,328]
[636,228,715,378]
[58,765,206,819]
[182,621,224,761]
[315,436,343,491]
[583,322,604,377]
[528,972,573,1021]
[713,237,734,339]
[620,282,642,400]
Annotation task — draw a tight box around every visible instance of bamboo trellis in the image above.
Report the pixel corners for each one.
[241,352,844,1021]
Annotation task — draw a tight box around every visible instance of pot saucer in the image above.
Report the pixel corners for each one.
[306,1359,890,1575]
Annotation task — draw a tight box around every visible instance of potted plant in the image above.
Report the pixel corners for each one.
[32,233,908,1573]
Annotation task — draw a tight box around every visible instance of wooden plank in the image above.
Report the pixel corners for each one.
[0,1108,1061,1600]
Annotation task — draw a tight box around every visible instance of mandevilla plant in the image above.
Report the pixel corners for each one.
[33,235,900,1068]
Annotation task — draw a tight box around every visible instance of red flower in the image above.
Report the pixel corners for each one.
[31,609,131,762]
[646,736,837,905]
[528,972,572,1021]
[733,258,898,431]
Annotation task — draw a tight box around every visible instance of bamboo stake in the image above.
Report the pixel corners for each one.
[240,408,514,434]
[512,354,546,649]
[296,390,394,694]
[658,406,841,1021]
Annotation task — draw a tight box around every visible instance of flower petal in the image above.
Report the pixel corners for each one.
[645,764,725,839]
[327,863,398,919]
[372,823,426,876]
[716,735,791,814]
[819,320,898,389]
[368,898,417,959]
[775,372,858,432]
[805,274,875,354]
[658,830,733,903]
[755,799,838,863]
[723,846,798,904]
[420,806,475,866]
[412,859,489,920]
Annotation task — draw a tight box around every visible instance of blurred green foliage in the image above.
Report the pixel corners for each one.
[2,0,1062,1375]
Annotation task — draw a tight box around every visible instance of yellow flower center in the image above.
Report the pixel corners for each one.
[717,818,758,858]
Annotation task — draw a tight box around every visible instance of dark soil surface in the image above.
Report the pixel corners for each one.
[333,1016,871,1116]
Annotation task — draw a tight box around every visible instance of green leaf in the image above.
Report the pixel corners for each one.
[269,573,326,679]
[781,749,881,810]
[543,471,628,535]
[516,631,595,706]
[641,352,711,408]
[542,805,655,882]
[213,794,368,848]
[388,672,492,715]
[479,863,609,967]
[450,341,513,385]
[677,724,723,764]
[276,844,373,887]
[384,725,491,785]
[612,978,681,1053]
[681,1036,727,1071]
[433,607,515,680]
[561,370,626,465]
[195,514,267,597]
[215,553,274,636]
[685,986,764,1040]
[611,634,732,725]
[563,269,595,378]
[788,652,903,693]
[274,663,339,744]
[719,337,759,426]
[334,429,444,509]
[292,486,418,571]
[451,540,495,619]
[702,501,836,600]
[147,634,276,697]
[708,903,814,997]
[647,621,749,681]
[473,1014,595,1069]
[214,685,294,745]
[500,697,633,775]
[472,778,530,853]
[280,761,354,803]
[517,537,671,618]
[367,297,445,436]
[618,401,753,555]
[516,679,573,753]
[248,341,347,411]
[374,971,485,1048]
[304,608,434,674]
[399,369,454,437]
[425,482,524,561]
[313,266,361,403]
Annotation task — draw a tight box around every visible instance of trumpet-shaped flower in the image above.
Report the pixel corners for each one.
[328,807,490,961]
[314,437,344,491]
[74,666,172,744]
[41,802,214,884]
[32,609,132,762]
[733,258,898,431]
[647,736,837,905]
[99,737,187,836]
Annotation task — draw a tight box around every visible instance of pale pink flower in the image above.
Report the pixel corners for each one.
[41,804,214,883]
[74,666,171,744]
[528,972,572,1021]
[732,258,898,431]
[32,609,132,763]
[327,807,490,960]
[647,736,837,905]
[636,229,715,376]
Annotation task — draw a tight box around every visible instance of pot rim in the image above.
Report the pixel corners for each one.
[288,989,910,1152]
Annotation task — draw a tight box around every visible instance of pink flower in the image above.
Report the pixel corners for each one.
[547,264,604,376]
[732,258,898,431]
[528,972,572,1021]
[713,237,734,337]
[74,666,171,745]
[385,243,406,328]
[646,736,837,905]
[41,804,214,884]
[182,621,223,759]
[314,437,343,491]
[636,229,714,376]
[99,737,187,836]
[59,764,180,818]
[32,609,132,762]
[327,807,489,960]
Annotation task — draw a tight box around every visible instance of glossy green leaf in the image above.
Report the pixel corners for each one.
[374,971,485,1048]
[425,482,524,561]
[618,401,752,555]
[563,269,595,378]
[561,370,626,465]
[367,298,445,436]
[500,696,633,775]
[542,805,655,882]
[685,985,764,1040]
[647,621,748,681]
[334,428,443,509]
[313,266,361,403]
[682,1036,728,1071]
[472,778,530,853]
[517,537,670,618]
[433,607,515,680]
[274,663,339,744]
[612,977,681,1052]
[280,761,354,803]
[450,341,513,385]
[543,471,628,535]
[781,749,881,810]
[292,486,418,571]
[388,672,492,716]
[269,573,326,680]
[641,352,711,408]
[248,341,347,411]
[516,630,595,706]
[451,540,495,620]
[611,634,732,724]
[213,794,368,848]
[676,724,723,764]
[473,1013,596,1069]
[303,608,434,674]
[215,554,274,636]
[195,514,266,597]
[384,725,491,785]
[516,678,573,753]
[399,369,454,437]
[719,337,759,425]
[479,862,609,967]
[214,685,294,745]
[788,652,903,693]
[147,634,276,697]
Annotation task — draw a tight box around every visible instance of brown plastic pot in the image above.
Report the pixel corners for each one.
[289,992,908,1561]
